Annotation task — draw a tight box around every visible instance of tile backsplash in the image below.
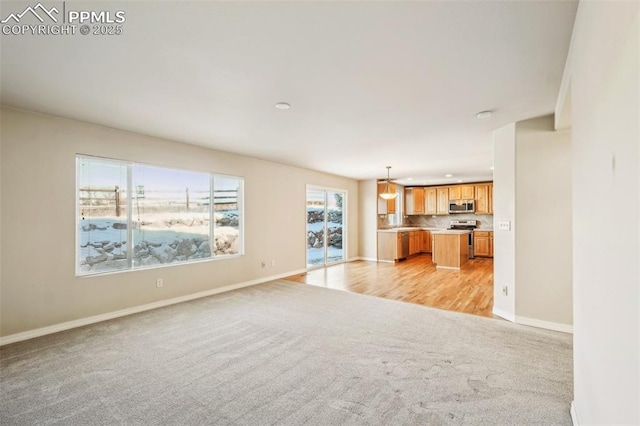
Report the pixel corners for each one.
[403,214,493,229]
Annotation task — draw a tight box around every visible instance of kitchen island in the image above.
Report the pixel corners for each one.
[377,227,437,262]
[431,230,471,270]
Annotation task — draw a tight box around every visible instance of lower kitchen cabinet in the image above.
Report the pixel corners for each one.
[409,231,421,256]
[377,232,402,262]
[421,230,432,253]
[473,231,494,257]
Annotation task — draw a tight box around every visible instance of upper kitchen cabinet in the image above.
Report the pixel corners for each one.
[462,185,475,200]
[377,181,397,214]
[405,187,425,215]
[436,187,449,214]
[474,183,493,214]
[449,185,475,200]
[425,187,437,215]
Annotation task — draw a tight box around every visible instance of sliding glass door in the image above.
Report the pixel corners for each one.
[306,187,346,268]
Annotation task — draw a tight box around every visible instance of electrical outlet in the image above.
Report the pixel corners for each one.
[502,286,508,296]
[156,278,163,288]
[271,260,276,267]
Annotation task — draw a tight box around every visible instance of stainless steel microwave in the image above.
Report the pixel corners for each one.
[449,200,475,214]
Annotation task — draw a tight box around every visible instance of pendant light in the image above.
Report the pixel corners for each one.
[379,166,398,200]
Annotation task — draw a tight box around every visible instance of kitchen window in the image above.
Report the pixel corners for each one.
[76,155,243,276]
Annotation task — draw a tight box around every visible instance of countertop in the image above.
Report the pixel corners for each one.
[377,227,440,233]
[430,229,472,235]
[377,227,492,233]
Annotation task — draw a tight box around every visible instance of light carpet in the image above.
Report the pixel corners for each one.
[0,280,573,425]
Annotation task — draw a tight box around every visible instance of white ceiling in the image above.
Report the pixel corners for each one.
[0,1,577,185]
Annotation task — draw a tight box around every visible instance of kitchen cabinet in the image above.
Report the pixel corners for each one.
[475,183,493,215]
[404,187,425,215]
[449,185,461,201]
[424,188,437,214]
[432,231,470,269]
[377,182,397,215]
[409,231,421,256]
[436,187,449,214]
[461,185,475,200]
[449,185,474,200]
[474,231,494,258]
[421,230,432,253]
[377,231,402,262]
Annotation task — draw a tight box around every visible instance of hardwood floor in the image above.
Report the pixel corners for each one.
[284,254,494,318]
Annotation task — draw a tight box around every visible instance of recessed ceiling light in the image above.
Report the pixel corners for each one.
[407,177,413,181]
[457,180,463,183]
[490,166,494,170]
[275,102,291,110]
[476,111,493,119]
[445,174,453,178]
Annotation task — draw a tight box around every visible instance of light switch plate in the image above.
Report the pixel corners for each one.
[498,220,511,231]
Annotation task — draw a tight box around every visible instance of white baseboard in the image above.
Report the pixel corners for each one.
[0,269,306,347]
[570,401,579,425]
[492,307,516,322]
[515,315,573,334]
[352,257,377,262]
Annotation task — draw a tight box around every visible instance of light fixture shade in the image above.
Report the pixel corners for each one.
[379,166,398,200]
[380,192,397,200]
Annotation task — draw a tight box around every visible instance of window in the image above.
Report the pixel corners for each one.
[77,155,243,276]
[387,186,403,227]
[213,175,243,256]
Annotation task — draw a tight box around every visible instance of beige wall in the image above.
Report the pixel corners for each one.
[0,107,359,337]
[492,123,516,320]
[358,179,378,261]
[515,115,572,327]
[568,1,639,424]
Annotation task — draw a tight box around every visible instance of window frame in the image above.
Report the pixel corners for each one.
[75,154,244,277]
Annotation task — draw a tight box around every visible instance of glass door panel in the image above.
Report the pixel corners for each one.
[306,187,346,268]
[306,189,326,267]
[326,191,344,264]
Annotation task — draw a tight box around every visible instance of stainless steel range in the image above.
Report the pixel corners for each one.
[449,220,478,258]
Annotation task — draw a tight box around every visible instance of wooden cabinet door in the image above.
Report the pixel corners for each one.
[404,187,415,215]
[405,187,425,215]
[475,184,490,214]
[437,187,449,214]
[449,186,461,200]
[461,185,475,200]
[421,231,432,253]
[424,188,437,214]
[474,231,491,257]
[413,188,425,214]
[409,232,420,255]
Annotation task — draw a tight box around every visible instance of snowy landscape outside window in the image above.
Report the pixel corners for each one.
[131,164,211,269]
[77,157,129,274]
[213,175,243,256]
[76,155,244,276]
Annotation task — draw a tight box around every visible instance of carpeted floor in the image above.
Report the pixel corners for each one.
[0,280,573,425]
